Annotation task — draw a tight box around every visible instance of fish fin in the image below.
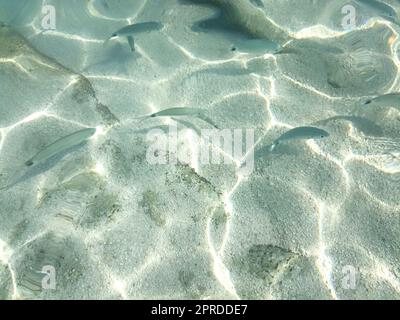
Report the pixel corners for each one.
[127,36,135,52]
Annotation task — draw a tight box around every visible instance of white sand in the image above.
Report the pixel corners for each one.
[0,0,400,299]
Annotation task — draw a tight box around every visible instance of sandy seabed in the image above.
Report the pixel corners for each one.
[0,0,400,299]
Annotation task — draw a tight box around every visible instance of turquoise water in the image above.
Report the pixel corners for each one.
[0,0,400,299]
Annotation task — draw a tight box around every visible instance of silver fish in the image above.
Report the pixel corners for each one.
[106,21,164,51]
[0,128,97,191]
[25,128,96,167]
[270,126,329,151]
[109,22,164,39]
[364,93,400,108]
[232,38,282,54]
[140,108,218,128]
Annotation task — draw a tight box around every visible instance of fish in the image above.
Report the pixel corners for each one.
[0,128,97,191]
[240,126,330,168]
[138,107,219,128]
[269,126,330,151]
[25,128,96,167]
[106,21,164,51]
[108,22,164,39]
[231,38,283,54]
[363,93,400,108]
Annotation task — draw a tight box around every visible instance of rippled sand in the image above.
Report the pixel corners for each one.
[0,0,400,299]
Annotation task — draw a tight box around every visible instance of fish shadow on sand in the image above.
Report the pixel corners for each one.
[254,143,301,161]
[128,124,171,135]
[83,43,141,75]
[238,143,298,171]
[128,118,206,136]
[130,123,203,140]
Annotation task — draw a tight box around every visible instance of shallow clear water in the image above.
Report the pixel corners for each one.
[0,0,400,300]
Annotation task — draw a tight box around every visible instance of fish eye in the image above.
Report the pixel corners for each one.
[231,47,237,52]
